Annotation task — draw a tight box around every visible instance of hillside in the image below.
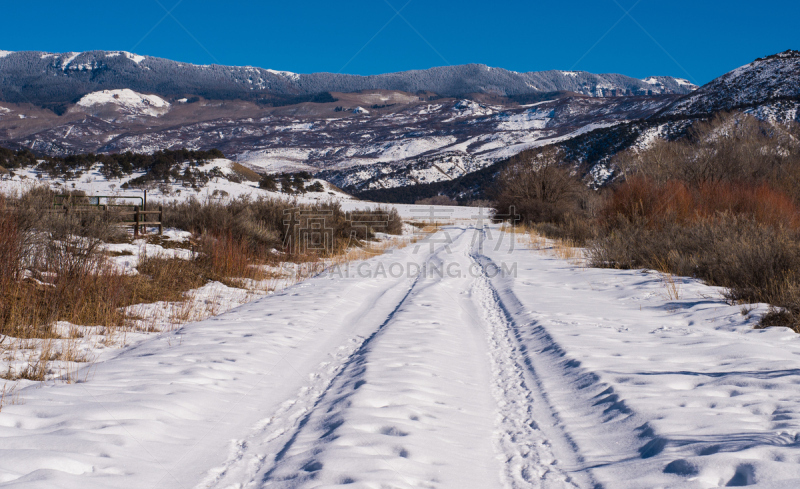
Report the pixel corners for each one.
[658,50,800,118]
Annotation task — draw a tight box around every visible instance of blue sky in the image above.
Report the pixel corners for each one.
[1,0,798,85]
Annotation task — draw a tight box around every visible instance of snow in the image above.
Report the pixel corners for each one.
[102,235,194,274]
[339,201,480,220]
[237,148,318,173]
[0,158,355,205]
[105,51,145,63]
[76,89,171,117]
[266,69,300,82]
[60,51,81,68]
[125,52,146,64]
[449,99,495,119]
[352,106,369,114]
[496,108,552,130]
[0,50,13,58]
[375,135,456,161]
[2,225,800,487]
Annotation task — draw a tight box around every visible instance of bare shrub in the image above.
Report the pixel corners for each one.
[492,147,588,224]
[415,195,458,206]
[485,112,800,331]
[589,215,800,331]
[616,113,800,188]
[532,215,598,246]
[601,177,800,230]
[1,188,406,343]
[163,197,402,258]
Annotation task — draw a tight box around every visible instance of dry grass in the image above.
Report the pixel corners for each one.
[229,162,262,182]
[551,238,583,263]
[659,273,682,301]
[1,188,411,382]
[651,258,682,301]
[526,228,585,266]
[0,382,20,412]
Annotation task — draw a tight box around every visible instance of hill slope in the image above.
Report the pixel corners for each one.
[658,50,800,118]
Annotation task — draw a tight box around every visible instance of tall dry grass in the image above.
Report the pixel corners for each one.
[162,196,401,259]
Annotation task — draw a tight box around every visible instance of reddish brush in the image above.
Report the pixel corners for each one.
[604,177,800,229]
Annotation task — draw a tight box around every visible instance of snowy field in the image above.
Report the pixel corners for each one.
[0,158,355,204]
[0,160,482,226]
[1,225,799,488]
[0,159,483,223]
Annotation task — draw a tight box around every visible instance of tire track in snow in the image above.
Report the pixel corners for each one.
[196,274,421,488]
[472,230,652,489]
[470,251,582,489]
[199,231,469,488]
[258,272,424,486]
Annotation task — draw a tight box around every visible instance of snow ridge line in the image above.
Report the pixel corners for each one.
[470,264,578,489]
[198,273,423,488]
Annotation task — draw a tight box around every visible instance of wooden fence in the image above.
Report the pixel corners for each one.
[55,204,163,237]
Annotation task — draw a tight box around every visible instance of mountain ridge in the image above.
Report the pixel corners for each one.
[0,49,696,109]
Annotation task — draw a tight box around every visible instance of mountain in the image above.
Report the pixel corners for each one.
[3,49,798,204]
[0,88,679,190]
[657,50,800,119]
[0,49,696,110]
[355,51,800,203]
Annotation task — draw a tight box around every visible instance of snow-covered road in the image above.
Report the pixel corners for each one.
[2,225,800,488]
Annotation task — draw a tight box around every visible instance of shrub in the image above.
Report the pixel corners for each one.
[601,178,800,230]
[307,181,325,192]
[590,215,800,331]
[0,188,406,341]
[257,174,276,191]
[492,147,588,224]
[415,195,458,206]
[162,196,403,258]
[493,112,800,331]
[615,113,800,188]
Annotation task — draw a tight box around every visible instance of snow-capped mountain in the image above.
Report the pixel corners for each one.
[0,49,696,108]
[658,50,800,118]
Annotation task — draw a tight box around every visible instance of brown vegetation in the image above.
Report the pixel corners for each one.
[493,147,594,226]
[493,112,800,331]
[1,190,404,347]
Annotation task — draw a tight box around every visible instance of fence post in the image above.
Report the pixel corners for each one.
[158,205,163,236]
[134,205,140,238]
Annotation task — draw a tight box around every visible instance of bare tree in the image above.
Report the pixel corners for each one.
[493,147,586,223]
